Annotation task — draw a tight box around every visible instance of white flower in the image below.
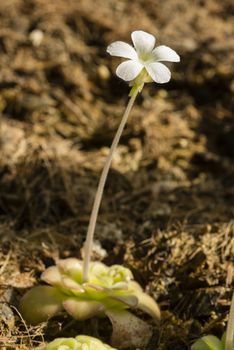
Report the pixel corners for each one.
[107,30,180,84]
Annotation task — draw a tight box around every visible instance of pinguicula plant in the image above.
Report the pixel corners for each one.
[20,258,159,348]
[83,29,180,281]
[37,335,116,350]
[20,30,180,348]
[191,291,234,350]
[225,291,234,350]
[191,335,226,350]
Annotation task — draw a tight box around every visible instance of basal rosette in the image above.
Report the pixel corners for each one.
[38,335,117,350]
[20,259,160,348]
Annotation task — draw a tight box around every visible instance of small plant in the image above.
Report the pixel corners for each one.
[37,335,117,350]
[192,291,234,350]
[20,30,180,348]
[225,291,234,350]
[20,259,159,348]
[191,335,226,350]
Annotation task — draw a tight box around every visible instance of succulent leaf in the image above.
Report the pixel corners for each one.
[109,294,138,308]
[134,290,161,320]
[20,286,64,325]
[76,335,116,350]
[41,266,62,286]
[191,335,225,350]
[39,337,78,350]
[38,335,117,350]
[62,299,105,320]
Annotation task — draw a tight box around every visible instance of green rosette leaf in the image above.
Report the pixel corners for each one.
[38,335,117,350]
[20,286,64,325]
[21,258,160,348]
[191,335,224,350]
[75,335,116,349]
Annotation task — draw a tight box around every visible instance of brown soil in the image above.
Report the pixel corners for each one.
[0,0,234,349]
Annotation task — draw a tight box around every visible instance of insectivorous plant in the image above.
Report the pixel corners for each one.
[20,259,160,348]
[83,29,180,281]
[37,335,117,350]
[225,291,234,350]
[191,291,234,350]
[191,334,226,350]
[20,30,180,349]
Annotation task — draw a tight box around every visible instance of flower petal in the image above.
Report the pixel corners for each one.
[116,60,143,81]
[152,45,180,62]
[131,30,155,54]
[145,62,171,83]
[106,41,138,60]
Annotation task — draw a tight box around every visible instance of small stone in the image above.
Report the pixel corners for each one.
[29,29,44,47]
[179,138,189,148]
[97,65,110,81]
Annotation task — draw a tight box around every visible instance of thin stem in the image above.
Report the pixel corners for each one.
[226,291,234,350]
[82,88,139,282]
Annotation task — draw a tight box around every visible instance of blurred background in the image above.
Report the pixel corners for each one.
[0,0,234,348]
[1,0,233,229]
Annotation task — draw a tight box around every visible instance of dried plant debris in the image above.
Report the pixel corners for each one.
[125,222,234,348]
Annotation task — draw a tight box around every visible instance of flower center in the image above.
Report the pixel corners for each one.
[138,51,154,63]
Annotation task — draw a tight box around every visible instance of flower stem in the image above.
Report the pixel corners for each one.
[225,291,234,350]
[82,88,139,282]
